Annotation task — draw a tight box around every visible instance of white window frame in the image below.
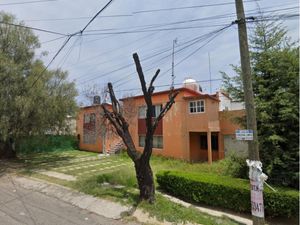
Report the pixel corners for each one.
[189,100,205,114]
[138,106,146,119]
[138,135,163,149]
[153,135,163,149]
[139,135,146,147]
[138,104,163,118]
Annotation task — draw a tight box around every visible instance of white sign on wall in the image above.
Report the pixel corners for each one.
[235,129,253,140]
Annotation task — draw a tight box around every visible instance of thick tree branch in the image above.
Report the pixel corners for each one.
[133,53,151,106]
[102,83,140,162]
[133,53,154,161]
[101,105,123,136]
[148,69,160,95]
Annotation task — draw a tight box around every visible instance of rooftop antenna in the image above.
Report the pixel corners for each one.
[171,38,178,90]
[208,52,212,94]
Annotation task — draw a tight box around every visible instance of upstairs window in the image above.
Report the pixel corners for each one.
[84,113,96,124]
[138,104,163,118]
[138,106,146,119]
[189,100,205,113]
[152,104,162,118]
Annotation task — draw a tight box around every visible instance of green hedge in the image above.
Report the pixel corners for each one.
[156,171,299,218]
[17,135,78,153]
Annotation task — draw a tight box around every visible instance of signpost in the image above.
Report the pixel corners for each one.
[235,129,254,141]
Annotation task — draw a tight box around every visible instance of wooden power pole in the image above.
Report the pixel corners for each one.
[235,0,264,224]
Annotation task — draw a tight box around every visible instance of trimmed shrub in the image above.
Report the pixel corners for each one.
[17,135,78,153]
[156,171,299,218]
[224,153,248,179]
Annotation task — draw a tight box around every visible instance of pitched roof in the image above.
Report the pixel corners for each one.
[79,102,111,110]
[120,87,219,102]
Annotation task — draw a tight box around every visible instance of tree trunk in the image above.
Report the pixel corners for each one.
[134,158,155,203]
[0,138,17,159]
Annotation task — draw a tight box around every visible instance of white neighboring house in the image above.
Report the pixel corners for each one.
[216,91,248,157]
[216,91,245,111]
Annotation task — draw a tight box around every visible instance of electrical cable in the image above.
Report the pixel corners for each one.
[113,78,223,93]
[76,26,227,85]
[0,0,57,6]
[23,14,132,22]
[132,0,258,14]
[0,21,67,36]
[29,0,115,88]
[115,25,232,89]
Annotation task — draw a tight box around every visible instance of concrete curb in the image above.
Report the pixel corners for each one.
[158,192,252,225]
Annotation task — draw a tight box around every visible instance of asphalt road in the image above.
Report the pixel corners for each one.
[0,175,139,225]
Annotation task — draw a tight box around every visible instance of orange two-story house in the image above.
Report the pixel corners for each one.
[121,82,246,162]
[76,104,122,153]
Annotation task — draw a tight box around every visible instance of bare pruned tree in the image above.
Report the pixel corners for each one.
[101,53,179,203]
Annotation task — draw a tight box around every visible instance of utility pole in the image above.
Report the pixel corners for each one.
[235,1,264,225]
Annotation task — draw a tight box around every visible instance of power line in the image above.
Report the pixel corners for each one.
[40,36,66,44]
[112,78,223,93]
[31,34,75,87]
[0,21,67,36]
[30,0,115,88]
[158,25,231,80]
[111,27,231,87]
[23,15,132,22]
[80,0,114,33]
[132,0,258,14]
[80,23,230,36]
[74,9,296,87]
[68,31,160,73]
[78,6,299,36]
[0,0,57,6]
[67,5,298,70]
[19,3,297,24]
[115,24,232,88]
[76,26,227,85]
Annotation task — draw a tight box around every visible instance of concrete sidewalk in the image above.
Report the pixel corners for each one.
[0,175,139,225]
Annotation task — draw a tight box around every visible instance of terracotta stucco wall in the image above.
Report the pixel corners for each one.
[76,105,121,153]
[125,91,189,160]
[219,110,245,134]
[123,91,244,162]
[76,106,102,153]
[189,132,219,162]
[219,109,245,158]
[185,98,220,132]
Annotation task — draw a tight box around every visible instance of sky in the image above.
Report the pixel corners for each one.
[1,0,299,105]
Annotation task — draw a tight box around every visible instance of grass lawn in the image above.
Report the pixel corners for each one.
[16,149,241,225]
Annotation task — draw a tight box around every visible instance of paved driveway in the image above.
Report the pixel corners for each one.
[0,175,139,225]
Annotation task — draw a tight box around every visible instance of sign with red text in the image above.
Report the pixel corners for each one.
[250,180,264,218]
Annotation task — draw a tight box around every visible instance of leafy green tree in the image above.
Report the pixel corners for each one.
[0,12,77,158]
[222,21,299,188]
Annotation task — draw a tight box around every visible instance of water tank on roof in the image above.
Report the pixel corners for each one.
[183,78,202,92]
[93,95,101,105]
